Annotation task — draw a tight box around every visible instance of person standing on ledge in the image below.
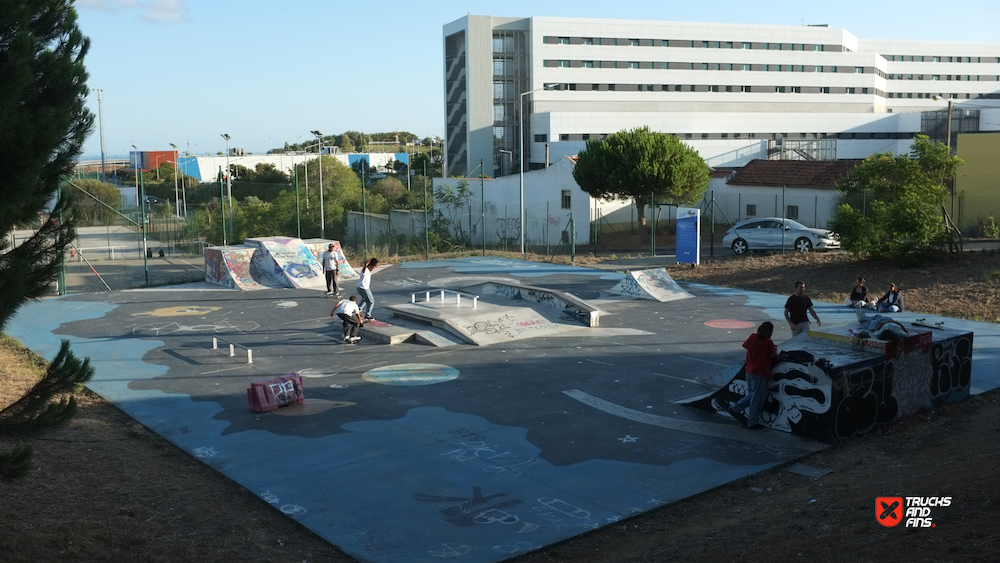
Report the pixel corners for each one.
[784,280,821,336]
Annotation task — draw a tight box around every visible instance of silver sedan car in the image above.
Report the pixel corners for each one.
[722,218,840,255]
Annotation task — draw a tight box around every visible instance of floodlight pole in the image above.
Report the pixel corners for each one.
[519,87,546,254]
[312,130,325,238]
[221,134,233,239]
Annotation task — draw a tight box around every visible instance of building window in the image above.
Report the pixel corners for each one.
[559,60,569,68]
[561,190,572,209]
[558,37,569,44]
[702,41,709,48]
[709,85,719,92]
[855,67,864,73]
[629,39,639,46]
[661,40,669,47]
[702,63,709,70]
[726,42,733,49]
[726,85,733,92]
[741,85,751,92]
[583,61,594,68]
[787,206,799,220]
[534,134,547,142]
[847,87,856,94]
[675,85,682,91]
[608,84,616,91]
[661,62,669,69]
[583,38,594,45]
[592,84,599,91]
[629,61,639,69]
[775,86,786,93]
[791,86,801,93]
[815,45,824,51]
[746,204,756,216]
[742,42,751,49]
[560,134,569,141]
[690,85,696,91]
[685,133,693,139]
[820,87,830,93]
[932,75,940,80]
[814,65,822,72]
[721,133,728,139]
[701,133,709,139]
[862,87,868,94]
[742,63,751,71]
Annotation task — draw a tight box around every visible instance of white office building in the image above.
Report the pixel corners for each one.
[443,15,1000,177]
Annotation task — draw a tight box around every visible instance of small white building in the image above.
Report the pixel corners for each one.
[701,159,860,229]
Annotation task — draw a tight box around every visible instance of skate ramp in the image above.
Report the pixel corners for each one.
[466,281,604,327]
[682,325,973,444]
[608,268,694,302]
[302,239,360,281]
[205,245,278,290]
[245,237,326,290]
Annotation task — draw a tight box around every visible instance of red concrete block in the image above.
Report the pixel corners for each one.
[248,373,304,412]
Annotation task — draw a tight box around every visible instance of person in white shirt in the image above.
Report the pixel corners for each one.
[320,243,340,296]
[356,257,378,320]
[331,295,364,342]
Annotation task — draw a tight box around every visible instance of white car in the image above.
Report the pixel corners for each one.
[722,218,840,255]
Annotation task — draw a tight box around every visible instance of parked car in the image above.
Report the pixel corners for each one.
[722,218,840,255]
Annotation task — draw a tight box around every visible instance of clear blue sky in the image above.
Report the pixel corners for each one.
[75,0,999,159]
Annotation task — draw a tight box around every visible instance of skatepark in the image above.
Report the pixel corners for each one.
[7,240,999,563]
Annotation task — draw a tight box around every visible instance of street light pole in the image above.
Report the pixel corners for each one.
[221,134,233,239]
[132,144,149,286]
[169,143,179,216]
[519,86,547,254]
[311,130,325,239]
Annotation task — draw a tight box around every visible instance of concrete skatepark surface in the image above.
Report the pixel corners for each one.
[8,257,1000,563]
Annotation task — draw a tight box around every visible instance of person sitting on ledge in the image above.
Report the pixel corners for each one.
[846,277,869,308]
[876,283,904,313]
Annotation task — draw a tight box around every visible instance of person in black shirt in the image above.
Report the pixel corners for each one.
[784,280,821,336]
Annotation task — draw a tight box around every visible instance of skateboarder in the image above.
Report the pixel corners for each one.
[321,243,340,296]
[357,257,378,320]
[331,295,364,343]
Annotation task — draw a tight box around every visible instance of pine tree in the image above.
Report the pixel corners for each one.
[0,0,97,480]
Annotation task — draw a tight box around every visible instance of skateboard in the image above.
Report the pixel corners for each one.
[912,318,945,330]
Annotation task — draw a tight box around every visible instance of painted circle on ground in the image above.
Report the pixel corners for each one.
[362,363,459,386]
[704,319,757,329]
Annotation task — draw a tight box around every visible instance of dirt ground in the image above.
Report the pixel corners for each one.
[2,251,999,563]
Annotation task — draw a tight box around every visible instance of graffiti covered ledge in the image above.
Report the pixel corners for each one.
[686,319,972,444]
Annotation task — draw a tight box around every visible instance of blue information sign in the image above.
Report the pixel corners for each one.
[676,207,700,265]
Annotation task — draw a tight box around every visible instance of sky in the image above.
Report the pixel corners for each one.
[74,0,1000,159]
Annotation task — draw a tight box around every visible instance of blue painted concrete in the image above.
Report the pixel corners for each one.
[8,258,998,563]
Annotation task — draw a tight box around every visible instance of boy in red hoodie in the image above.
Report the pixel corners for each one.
[726,321,778,430]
